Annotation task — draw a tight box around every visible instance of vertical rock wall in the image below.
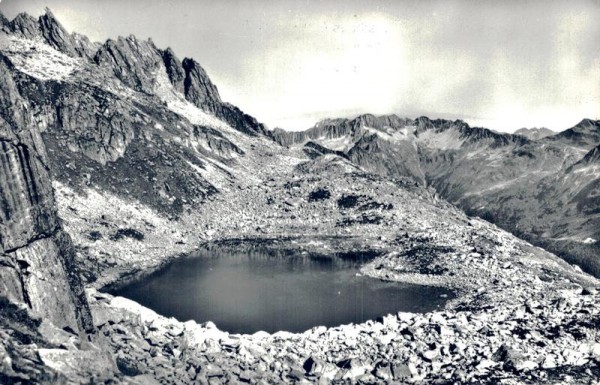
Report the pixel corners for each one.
[0,54,93,333]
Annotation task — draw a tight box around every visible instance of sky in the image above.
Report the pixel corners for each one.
[1,0,598,132]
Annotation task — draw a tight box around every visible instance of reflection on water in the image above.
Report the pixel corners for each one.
[112,241,453,334]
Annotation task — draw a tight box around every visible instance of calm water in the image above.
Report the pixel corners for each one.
[112,242,453,334]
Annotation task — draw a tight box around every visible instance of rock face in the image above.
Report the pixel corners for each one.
[0,54,92,333]
[94,35,164,94]
[3,8,96,60]
[182,57,222,113]
[162,47,185,94]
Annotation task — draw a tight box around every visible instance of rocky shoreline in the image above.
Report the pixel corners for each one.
[46,164,600,384]
[80,222,600,384]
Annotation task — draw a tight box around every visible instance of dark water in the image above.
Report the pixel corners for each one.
[112,242,453,334]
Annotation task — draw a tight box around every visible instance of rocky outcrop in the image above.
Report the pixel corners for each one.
[162,50,268,137]
[0,54,92,333]
[162,47,185,94]
[71,32,100,60]
[182,57,222,113]
[94,35,164,94]
[38,9,80,58]
[3,9,96,60]
[216,102,270,136]
[0,12,9,30]
[347,133,425,184]
[581,144,600,164]
[8,13,41,40]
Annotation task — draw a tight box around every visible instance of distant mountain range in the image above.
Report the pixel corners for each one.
[274,116,600,276]
[514,127,555,140]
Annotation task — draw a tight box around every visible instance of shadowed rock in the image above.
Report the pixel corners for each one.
[0,53,92,333]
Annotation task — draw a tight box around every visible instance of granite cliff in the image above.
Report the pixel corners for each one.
[0,53,91,334]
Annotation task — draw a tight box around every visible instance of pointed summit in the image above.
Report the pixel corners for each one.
[575,118,599,129]
[549,118,600,149]
[9,12,42,39]
[39,7,80,57]
[182,57,222,113]
[0,10,9,29]
[161,47,185,94]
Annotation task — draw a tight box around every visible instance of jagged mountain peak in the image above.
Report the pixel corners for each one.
[547,118,600,149]
[38,7,80,57]
[514,127,555,140]
[575,118,600,128]
[3,8,97,59]
[93,34,164,94]
[181,56,222,111]
[0,10,9,26]
[8,12,41,39]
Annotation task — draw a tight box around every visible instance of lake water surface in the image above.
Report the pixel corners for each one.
[112,241,453,334]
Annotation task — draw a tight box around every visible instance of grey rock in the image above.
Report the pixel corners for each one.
[0,54,92,334]
[373,360,393,380]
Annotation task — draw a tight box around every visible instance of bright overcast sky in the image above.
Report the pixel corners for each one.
[1,0,599,132]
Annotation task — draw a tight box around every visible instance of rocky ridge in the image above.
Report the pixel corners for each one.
[0,9,598,385]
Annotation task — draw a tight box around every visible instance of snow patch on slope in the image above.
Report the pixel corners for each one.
[152,64,235,134]
[0,33,80,81]
[363,126,414,143]
[416,127,464,150]
[185,160,232,192]
[314,135,356,152]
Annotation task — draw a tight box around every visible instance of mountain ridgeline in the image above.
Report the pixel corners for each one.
[274,115,600,276]
[514,127,555,140]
